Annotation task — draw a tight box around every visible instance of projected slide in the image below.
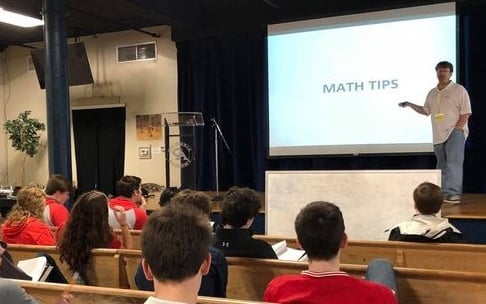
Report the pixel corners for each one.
[268,3,456,156]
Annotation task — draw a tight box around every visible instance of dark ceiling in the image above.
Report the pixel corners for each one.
[0,0,453,51]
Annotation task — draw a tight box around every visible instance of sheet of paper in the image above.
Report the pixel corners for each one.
[17,256,47,281]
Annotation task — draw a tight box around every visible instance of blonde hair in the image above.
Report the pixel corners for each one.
[6,185,46,224]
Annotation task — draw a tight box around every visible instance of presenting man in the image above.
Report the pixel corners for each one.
[399,61,471,203]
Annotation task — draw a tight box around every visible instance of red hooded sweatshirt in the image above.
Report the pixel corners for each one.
[1,217,56,246]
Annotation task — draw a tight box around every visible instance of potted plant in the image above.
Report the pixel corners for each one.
[3,110,46,185]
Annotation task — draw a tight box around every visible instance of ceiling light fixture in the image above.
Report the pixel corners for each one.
[0,7,43,28]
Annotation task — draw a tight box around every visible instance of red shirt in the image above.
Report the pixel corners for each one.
[1,216,56,246]
[264,271,398,304]
[109,196,147,230]
[109,233,122,249]
[44,197,69,229]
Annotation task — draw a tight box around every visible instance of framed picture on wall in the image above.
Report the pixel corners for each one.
[136,114,162,140]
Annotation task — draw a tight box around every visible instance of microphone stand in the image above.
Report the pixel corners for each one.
[211,118,231,201]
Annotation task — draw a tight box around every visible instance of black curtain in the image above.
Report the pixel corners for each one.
[458,2,486,193]
[177,31,267,191]
[72,107,126,196]
[176,3,486,193]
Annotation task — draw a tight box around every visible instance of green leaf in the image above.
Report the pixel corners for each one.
[3,110,46,158]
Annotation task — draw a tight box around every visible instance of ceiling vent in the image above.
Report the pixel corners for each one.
[117,42,157,63]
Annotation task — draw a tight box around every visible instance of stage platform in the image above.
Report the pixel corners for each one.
[442,193,486,244]
[442,193,486,219]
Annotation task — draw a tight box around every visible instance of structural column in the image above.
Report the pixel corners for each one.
[42,0,72,180]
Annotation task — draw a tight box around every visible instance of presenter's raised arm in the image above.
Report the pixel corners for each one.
[398,101,427,115]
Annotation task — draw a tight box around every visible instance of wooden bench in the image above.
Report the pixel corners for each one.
[114,228,142,249]
[118,249,144,289]
[7,245,129,288]
[341,240,486,272]
[10,245,486,303]
[99,249,486,304]
[118,249,486,303]
[255,235,486,273]
[13,280,272,304]
[225,257,486,304]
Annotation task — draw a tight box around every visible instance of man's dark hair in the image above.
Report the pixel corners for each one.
[45,174,71,195]
[141,204,211,282]
[159,187,180,207]
[115,175,141,198]
[413,182,443,215]
[295,201,345,260]
[171,189,211,216]
[221,186,261,228]
[435,61,453,73]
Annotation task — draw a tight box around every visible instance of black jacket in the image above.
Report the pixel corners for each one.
[388,214,463,243]
[214,226,277,259]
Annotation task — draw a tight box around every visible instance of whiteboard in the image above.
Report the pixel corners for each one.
[265,170,441,240]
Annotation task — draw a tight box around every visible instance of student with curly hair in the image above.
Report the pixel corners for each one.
[1,185,55,245]
[59,190,132,285]
[214,187,277,259]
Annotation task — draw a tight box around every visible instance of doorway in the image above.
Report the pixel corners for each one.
[72,106,125,196]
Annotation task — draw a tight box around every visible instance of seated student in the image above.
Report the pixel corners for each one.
[108,175,148,229]
[388,182,463,243]
[1,185,56,246]
[44,174,71,230]
[158,187,180,208]
[264,201,398,304]
[214,187,277,259]
[59,190,132,285]
[141,202,212,304]
[135,189,228,297]
[0,278,42,304]
[0,241,72,304]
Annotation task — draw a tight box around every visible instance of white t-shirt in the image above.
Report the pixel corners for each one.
[423,81,472,144]
[144,296,188,304]
[107,207,136,229]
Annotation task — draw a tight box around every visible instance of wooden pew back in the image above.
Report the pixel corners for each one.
[225,257,486,304]
[114,229,142,249]
[254,235,486,272]
[119,250,486,304]
[11,242,486,304]
[13,280,272,304]
[119,249,144,289]
[341,240,486,272]
[7,245,129,288]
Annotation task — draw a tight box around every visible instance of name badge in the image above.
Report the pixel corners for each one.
[435,113,445,122]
